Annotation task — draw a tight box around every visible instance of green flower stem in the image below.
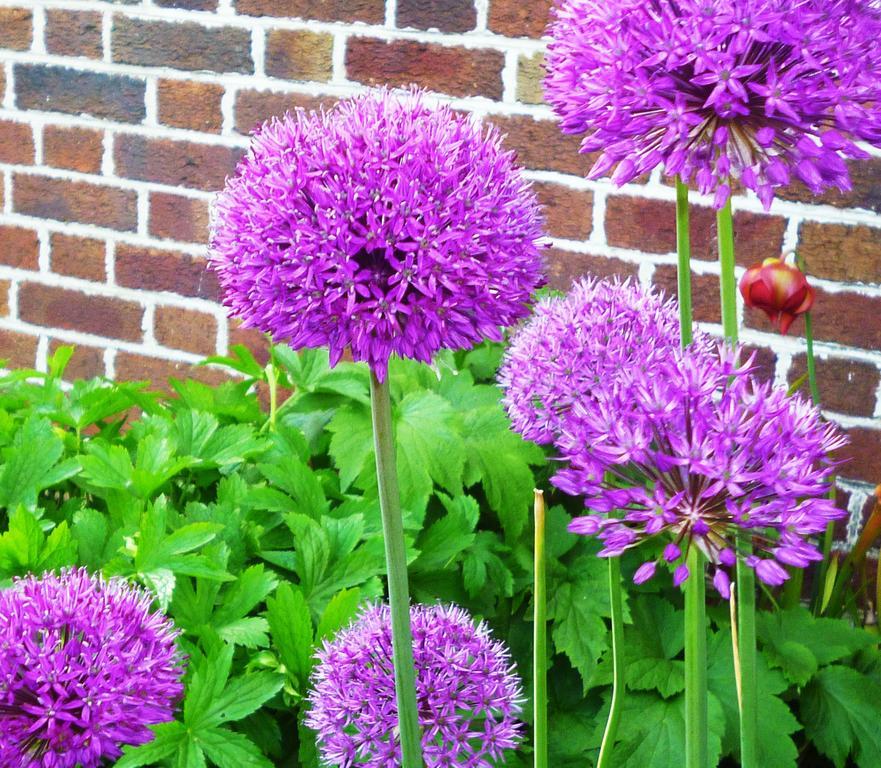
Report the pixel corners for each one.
[804,312,821,406]
[265,362,278,431]
[716,199,738,342]
[685,547,708,768]
[597,552,624,768]
[533,489,548,768]
[369,372,424,768]
[676,177,693,346]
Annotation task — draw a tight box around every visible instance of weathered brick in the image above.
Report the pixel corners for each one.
[779,158,881,214]
[157,80,224,133]
[487,115,594,176]
[0,225,38,269]
[653,265,722,325]
[346,39,504,100]
[45,10,102,58]
[0,330,38,369]
[533,183,592,241]
[49,339,106,379]
[234,89,331,135]
[114,135,244,191]
[114,352,230,389]
[43,125,104,174]
[15,65,146,123]
[488,0,552,38]
[798,222,881,285]
[0,8,32,51]
[154,306,217,355]
[113,17,252,74]
[14,175,137,231]
[839,428,881,484]
[0,120,34,165]
[517,52,545,105]
[788,354,879,417]
[743,344,777,383]
[236,0,384,23]
[50,233,106,282]
[18,284,143,342]
[397,0,477,32]
[0,280,9,317]
[115,244,220,300]
[154,0,217,9]
[149,193,210,244]
[545,248,637,290]
[266,30,334,82]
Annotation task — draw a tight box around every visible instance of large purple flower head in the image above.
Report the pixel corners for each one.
[305,603,523,767]
[0,568,184,768]
[544,0,881,209]
[210,87,546,381]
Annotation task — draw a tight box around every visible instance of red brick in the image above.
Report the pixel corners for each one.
[839,428,881,485]
[154,306,217,355]
[45,10,102,58]
[0,8,32,51]
[236,0,384,23]
[43,125,104,174]
[115,244,220,300]
[266,30,334,82]
[398,0,477,32]
[545,248,637,290]
[0,225,39,269]
[779,158,881,214]
[234,89,331,135]
[0,120,34,165]
[533,183,592,240]
[653,265,722,325]
[228,321,270,366]
[114,351,231,390]
[18,284,143,342]
[14,174,137,231]
[0,280,9,317]
[0,329,38,369]
[487,115,594,176]
[50,233,106,282]
[743,345,777,383]
[346,38,504,100]
[49,340,106,379]
[157,80,224,134]
[788,355,879,417]
[149,193,210,244]
[114,135,244,192]
[488,0,553,38]
[113,17,252,74]
[798,222,881,284]
[15,65,146,123]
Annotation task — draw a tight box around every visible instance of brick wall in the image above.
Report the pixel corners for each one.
[0,0,880,530]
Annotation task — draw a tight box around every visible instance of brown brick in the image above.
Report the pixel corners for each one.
[228,321,270,365]
[234,89,331,135]
[0,280,9,317]
[488,0,552,38]
[743,345,777,383]
[779,158,881,214]
[346,39,504,100]
[14,174,137,231]
[397,0,477,32]
[839,428,881,485]
[149,193,210,244]
[43,125,104,174]
[266,30,333,82]
[517,52,545,105]
[545,248,637,290]
[49,340,106,379]
[114,351,230,389]
[154,0,217,9]
[487,115,594,176]
[157,80,224,133]
[236,0,384,23]
[115,244,220,300]
[0,225,38,269]
[45,10,102,58]
[114,135,244,192]
[15,65,146,123]
[0,329,38,369]
[113,17,252,74]
[0,120,34,165]
[0,8,32,51]
[653,265,722,325]
[798,222,881,285]
[533,183,592,241]
[50,233,106,282]
[154,306,217,355]
[19,284,143,342]
[788,355,879,417]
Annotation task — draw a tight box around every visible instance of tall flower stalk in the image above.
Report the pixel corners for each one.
[533,489,548,768]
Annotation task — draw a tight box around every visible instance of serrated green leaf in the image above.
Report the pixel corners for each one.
[218,617,270,648]
[624,598,685,699]
[203,672,284,726]
[326,404,375,492]
[411,494,478,573]
[317,587,362,641]
[72,507,109,569]
[116,721,187,767]
[199,727,275,768]
[259,456,328,519]
[266,582,313,686]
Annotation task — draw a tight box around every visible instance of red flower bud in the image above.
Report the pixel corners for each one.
[739,256,815,334]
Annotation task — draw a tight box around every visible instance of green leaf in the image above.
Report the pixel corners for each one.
[411,494,478,573]
[316,587,362,641]
[266,582,314,686]
[217,617,270,648]
[624,597,685,699]
[72,507,109,569]
[199,727,275,768]
[258,456,328,519]
[116,721,187,767]
[326,404,375,492]
[203,671,284,726]
[0,508,76,577]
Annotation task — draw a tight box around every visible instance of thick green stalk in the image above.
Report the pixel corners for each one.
[676,177,693,346]
[685,547,708,768]
[533,490,548,768]
[597,554,624,768]
[716,199,738,342]
[804,312,821,405]
[369,373,424,768]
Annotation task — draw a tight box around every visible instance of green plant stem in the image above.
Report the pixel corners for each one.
[533,490,548,768]
[804,312,821,406]
[676,177,693,346]
[716,199,738,342]
[685,547,708,768]
[369,372,424,768]
[597,554,624,768]
[265,362,278,430]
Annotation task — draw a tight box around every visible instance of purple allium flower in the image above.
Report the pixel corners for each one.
[0,568,184,768]
[210,87,546,381]
[544,0,881,209]
[305,603,523,767]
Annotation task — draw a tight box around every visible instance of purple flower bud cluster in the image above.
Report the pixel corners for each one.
[500,278,847,595]
[0,568,184,768]
[210,87,546,381]
[305,603,523,767]
[544,0,881,209]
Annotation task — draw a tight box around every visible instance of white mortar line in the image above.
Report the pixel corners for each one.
[384,0,396,29]
[101,8,112,63]
[31,5,46,55]
[251,25,265,78]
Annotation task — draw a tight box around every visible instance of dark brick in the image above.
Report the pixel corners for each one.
[18,284,143,342]
[149,193,210,244]
[0,120,34,164]
[49,340,106,379]
[839,428,881,485]
[0,8,32,50]
[0,330,38,369]
[743,345,777,383]
[346,38,504,100]
[788,355,880,417]
[653,264,722,325]
[157,80,224,133]
[45,10,102,58]
[234,89,331,135]
[487,115,594,176]
[154,0,218,9]
[50,233,106,282]
[488,0,553,38]
[236,0,384,23]
[533,182,592,240]
[14,175,137,231]
[798,222,881,285]
[115,244,220,300]
[114,135,244,191]
[43,125,104,174]
[15,65,146,123]
[266,30,333,82]
[114,352,230,389]
[398,0,477,32]
[154,306,217,355]
[113,17,251,74]
[0,225,38,269]
[545,248,637,290]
